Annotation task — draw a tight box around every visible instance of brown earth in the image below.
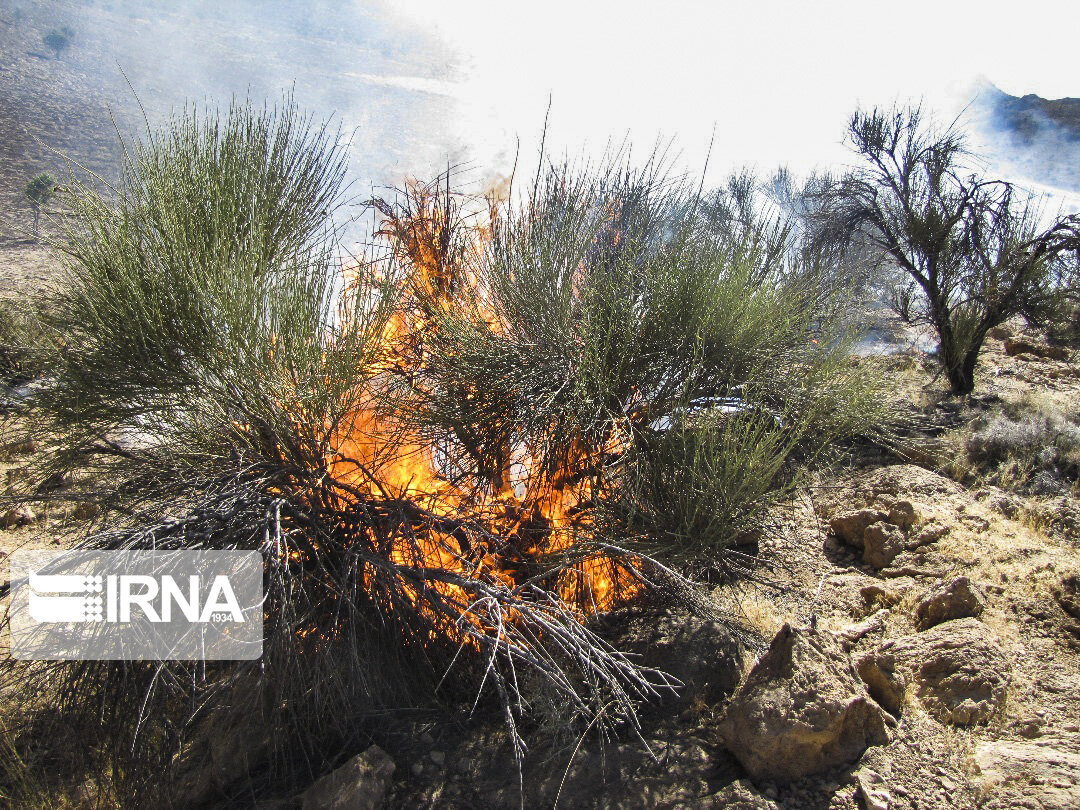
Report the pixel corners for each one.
[4,281,1076,810]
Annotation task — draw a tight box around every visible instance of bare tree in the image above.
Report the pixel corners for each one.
[820,105,1079,394]
[43,29,70,60]
[24,172,55,238]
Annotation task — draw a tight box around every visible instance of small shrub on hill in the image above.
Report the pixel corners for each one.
[960,396,1080,494]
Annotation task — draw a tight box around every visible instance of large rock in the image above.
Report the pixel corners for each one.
[829,509,886,546]
[827,497,944,569]
[915,577,986,630]
[856,618,1010,725]
[718,625,889,783]
[975,737,1080,810]
[301,745,395,810]
[1003,337,1069,360]
[862,523,905,569]
[611,608,747,708]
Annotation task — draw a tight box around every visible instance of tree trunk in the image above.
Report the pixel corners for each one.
[943,334,984,395]
[945,353,976,395]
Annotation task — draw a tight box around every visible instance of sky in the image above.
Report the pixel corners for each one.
[363,0,1080,194]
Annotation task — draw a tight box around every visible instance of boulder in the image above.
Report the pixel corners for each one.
[718,625,889,783]
[610,607,746,708]
[829,509,886,547]
[1003,337,1069,360]
[905,522,948,549]
[914,577,986,630]
[856,618,1009,725]
[862,523,905,569]
[827,499,943,568]
[302,745,395,810]
[886,500,918,530]
[859,465,964,500]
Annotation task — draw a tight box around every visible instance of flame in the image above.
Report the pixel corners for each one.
[308,179,641,646]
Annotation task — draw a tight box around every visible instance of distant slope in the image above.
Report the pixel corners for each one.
[971,80,1080,194]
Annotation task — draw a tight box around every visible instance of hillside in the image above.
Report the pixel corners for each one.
[972,80,1080,194]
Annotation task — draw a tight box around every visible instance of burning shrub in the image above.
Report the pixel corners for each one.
[2,101,884,804]
[402,160,885,567]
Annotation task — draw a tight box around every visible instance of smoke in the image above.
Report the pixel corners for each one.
[9,0,1080,219]
[14,0,474,201]
[964,78,1080,208]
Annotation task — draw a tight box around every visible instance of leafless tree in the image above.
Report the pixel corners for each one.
[819,105,1080,394]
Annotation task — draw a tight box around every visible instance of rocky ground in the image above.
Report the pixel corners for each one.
[5,320,1076,810]
[365,341,1080,810]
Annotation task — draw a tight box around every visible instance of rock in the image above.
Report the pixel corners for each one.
[886,500,917,530]
[829,509,886,547]
[709,779,779,809]
[856,618,1009,725]
[987,324,1014,340]
[169,717,272,807]
[838,608,889,646]
[906,522,949,549]
[718,625,889,783]
[879,562,948,579]
[1040,497,1080,541]
[1003,337,1069,360]
[861,465,964,500]
[611,607,746,707]
[862,523,905,569]
[302,745,395,810]
[1054,574,1080,621]
[985,491,1022,518]
[854,651,905,718]
[0,505,34,529]
[856,769,891,810]
[975,737,1080,810]
[914,577,986,630]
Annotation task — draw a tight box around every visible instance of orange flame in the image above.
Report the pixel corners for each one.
[318,180,640,643]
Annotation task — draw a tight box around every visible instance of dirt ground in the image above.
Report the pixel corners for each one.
[3,290,1076,810]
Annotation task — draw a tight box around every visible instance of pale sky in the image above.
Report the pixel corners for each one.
[367,0,1080,189]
